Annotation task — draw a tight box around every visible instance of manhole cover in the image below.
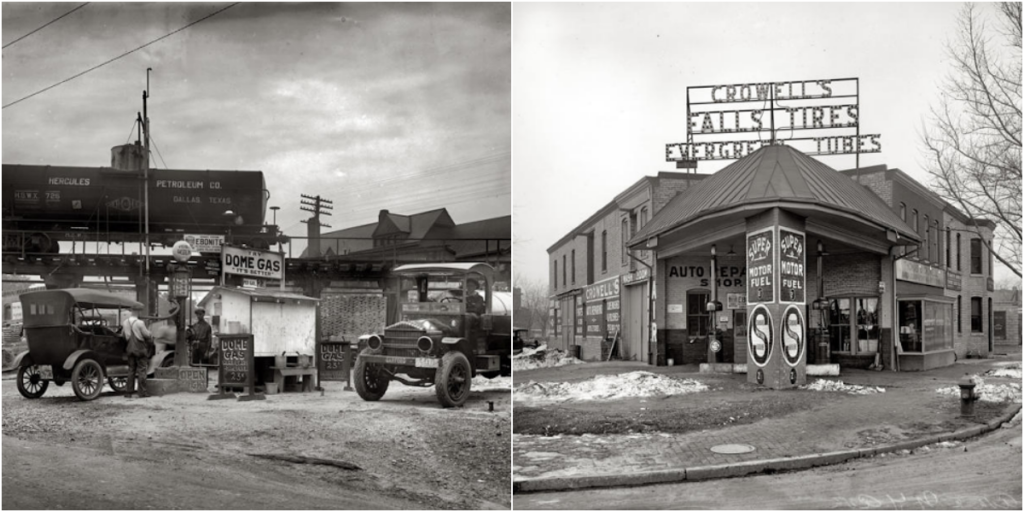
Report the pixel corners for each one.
[710,444,756,454]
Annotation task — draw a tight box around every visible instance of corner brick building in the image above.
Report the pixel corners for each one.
[550,145,1000,373]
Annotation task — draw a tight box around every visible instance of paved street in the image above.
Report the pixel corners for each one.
[515,419,1022,510]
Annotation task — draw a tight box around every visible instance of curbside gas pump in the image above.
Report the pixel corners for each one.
[958,374,981,417]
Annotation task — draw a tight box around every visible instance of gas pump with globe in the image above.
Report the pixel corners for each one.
[170,241,193,367]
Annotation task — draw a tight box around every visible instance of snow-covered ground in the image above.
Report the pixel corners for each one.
[512,345,585,372]
[472,375,512,391]
[985,363,1022,380]
[513,371,708,403]
[800,379,886,395]
[936,376,1022,403]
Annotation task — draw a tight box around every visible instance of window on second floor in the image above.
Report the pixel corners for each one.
[900,203,906,222]
[945,228,951,269]
[970,238,982,274]
[553,260,557,291]
[601,230,607,272]
[621,217,629,266]
[923,215,930,261]
[571,249,576,285]
[562,254,567,287]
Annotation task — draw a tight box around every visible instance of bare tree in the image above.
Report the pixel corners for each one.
[512,276,551,338]
[923,2,1022,278]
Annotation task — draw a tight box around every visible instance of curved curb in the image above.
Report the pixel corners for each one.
[512,402,1022,494]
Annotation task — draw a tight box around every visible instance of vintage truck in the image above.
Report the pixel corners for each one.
[354,262,511,407]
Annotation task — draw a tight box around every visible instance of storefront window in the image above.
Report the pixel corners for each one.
[898,300,922,352]
[687,291,710,338]
[900,299,954,352]
[924,301,953,351]
[829,298,851,352]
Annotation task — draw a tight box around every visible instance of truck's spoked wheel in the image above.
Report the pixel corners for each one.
[435,351,471,408]
[353,348,390,401]
[17,365,48,399]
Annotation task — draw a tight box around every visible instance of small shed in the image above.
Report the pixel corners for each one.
[198,287,319,356]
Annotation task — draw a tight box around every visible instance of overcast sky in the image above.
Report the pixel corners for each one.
[513,2,1017,286]
[3,3,510,242]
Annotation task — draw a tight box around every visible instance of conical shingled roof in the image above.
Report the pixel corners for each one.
[631,145,921,246]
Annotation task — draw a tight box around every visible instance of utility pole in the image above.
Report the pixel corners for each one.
[141,69,154,316]
[300,194,332,259]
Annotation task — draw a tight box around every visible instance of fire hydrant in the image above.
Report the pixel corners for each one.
[958,374,981,417]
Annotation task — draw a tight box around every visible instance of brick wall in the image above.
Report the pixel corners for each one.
[320,292,386,338]
[652,176,698,215]
[850,172,893,205]
[823,253,881,297]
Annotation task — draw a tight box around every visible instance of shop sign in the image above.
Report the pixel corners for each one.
[779,228,805,304]
[895,259,944,288]
[726,293,744,310]
[667,304,684,314]
[748,305,773,367]
[318,340,347,382]
[222,245,283,280]
[576,301,584,336]
[668,264,746,288]
[585,302,605,335]
[622,267,650,286]
[584,276,620,303]
[946,270,962,291]
[184,234,224,254]
[781,306,805,366]
[666,77,882,162]
[747,228,775,304]
[987,277,994,292]
[606,299,620,335]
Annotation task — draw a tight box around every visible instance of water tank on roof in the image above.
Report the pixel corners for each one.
[110,142,148,171]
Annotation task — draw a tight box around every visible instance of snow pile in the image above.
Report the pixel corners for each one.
[936,376,1022,403]
[514,371,708,403]
[472,375,512,391]
[512,345,585,372]
[801,379,886,395]
[984,364,1022,380]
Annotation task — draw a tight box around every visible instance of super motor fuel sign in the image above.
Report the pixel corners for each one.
[221,246,283,280]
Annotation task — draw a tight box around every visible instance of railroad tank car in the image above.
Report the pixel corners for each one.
[2,163,271,252]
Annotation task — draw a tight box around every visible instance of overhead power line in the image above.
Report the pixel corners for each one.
[2,3,90,50]
[2,2,238,110]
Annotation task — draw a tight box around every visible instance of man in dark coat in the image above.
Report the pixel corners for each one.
[188,308,213,365]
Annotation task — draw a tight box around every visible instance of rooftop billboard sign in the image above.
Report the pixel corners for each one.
[666,77,881,163]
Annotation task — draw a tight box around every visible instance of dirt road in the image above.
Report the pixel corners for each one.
[2,374,511,509]
[514,419,1023,510]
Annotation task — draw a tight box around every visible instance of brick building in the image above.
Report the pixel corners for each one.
[844,165,998,366]
[992,289,1022,352]
[546,172,705,361]
[541,144,1001,375]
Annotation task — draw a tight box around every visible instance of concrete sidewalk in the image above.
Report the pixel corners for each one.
[512,356,1022,493]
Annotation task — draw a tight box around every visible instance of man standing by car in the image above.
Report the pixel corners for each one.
[188,308,212,365]
[122,304,154,398]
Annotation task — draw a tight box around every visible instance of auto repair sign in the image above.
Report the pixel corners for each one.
[222,246,283,280]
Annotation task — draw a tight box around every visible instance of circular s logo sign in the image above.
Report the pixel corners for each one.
[781,305,805,366]
[748,305,773,367]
